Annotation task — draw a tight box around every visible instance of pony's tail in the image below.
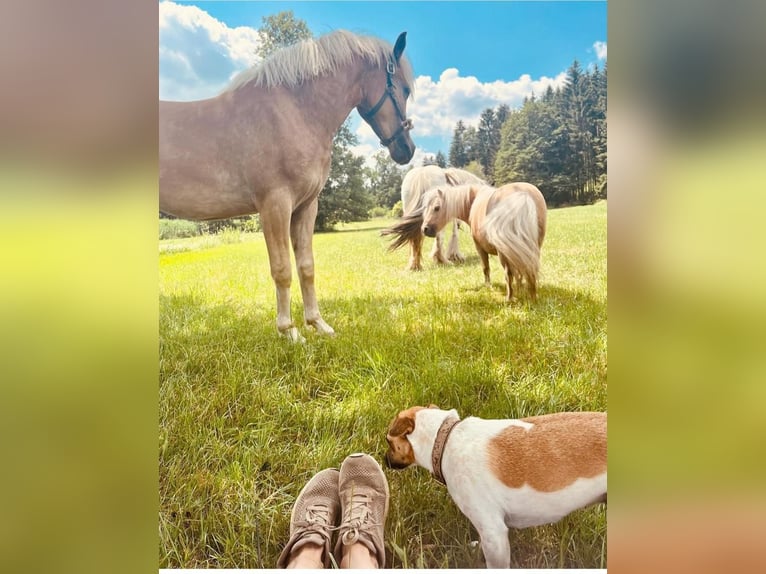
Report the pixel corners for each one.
[483,192,541,293]
[381,209,424,252]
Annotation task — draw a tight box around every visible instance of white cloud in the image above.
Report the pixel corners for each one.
[159,1,262,101]
[407,68,568,137]
[594,41,608,61]
[352,120,435,171]
[349,68,568,168]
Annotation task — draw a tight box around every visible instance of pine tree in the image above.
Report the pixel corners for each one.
[448,120,468,167]
[463,125,479,164]
[477,108,496,181]
[435,150,447,168]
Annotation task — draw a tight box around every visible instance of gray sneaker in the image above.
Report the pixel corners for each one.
[276,468,340,568]
[334,453,389,567]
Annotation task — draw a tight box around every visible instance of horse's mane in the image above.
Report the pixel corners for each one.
[224,29,414,93]
[401,166,484,214]
[424,183,495,221]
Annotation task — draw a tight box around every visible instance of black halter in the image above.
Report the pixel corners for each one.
[359,58,414,147]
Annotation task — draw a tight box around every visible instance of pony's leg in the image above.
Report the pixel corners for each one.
[475,243,491,287]
[261,199,304,343]
[499,255,514,302]
[431,230,449,264]
[408,235,423,271]
[447,220,465,263]
[290,200,335,336]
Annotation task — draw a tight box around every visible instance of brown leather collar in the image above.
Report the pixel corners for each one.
[431,415,461,485]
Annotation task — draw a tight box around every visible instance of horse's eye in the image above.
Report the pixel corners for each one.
[404,87,411,98]
[434,206,440,212]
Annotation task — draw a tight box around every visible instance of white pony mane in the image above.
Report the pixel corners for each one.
[424,183,496,220]
[224,29,414,92]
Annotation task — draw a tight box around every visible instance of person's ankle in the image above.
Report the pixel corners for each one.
[287,542,325,569]
[340,542,378,568]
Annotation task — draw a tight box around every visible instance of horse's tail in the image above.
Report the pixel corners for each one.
[483,191,541,290]
[380,208,424,252]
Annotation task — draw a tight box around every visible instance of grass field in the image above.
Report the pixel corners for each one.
[159,200,607,568]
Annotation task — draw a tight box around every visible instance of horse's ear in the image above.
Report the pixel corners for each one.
[393,31,407,62]
[436,188,444,199]
[445,171,460,186]
[427,404,439,409]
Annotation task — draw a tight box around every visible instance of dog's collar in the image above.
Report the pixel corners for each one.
[431,415,462,485]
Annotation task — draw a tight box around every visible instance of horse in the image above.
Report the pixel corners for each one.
[384,182,547,302]
[160,30,416,342]
[397,166,485,270]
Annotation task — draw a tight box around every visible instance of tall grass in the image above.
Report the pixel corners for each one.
[159,201,607,568]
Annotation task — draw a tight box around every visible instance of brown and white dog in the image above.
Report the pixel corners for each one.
[385,406,606,568]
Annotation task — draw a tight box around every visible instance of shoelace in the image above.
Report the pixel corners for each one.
[339,492,381,545]
[294,503,336,538]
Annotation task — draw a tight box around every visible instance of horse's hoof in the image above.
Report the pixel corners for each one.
[280,327,306,344]
[308,319,336,336]
[449,254,465,263]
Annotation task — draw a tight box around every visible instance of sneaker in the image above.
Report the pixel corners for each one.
[334,453,389,567]
[276,468,340,568]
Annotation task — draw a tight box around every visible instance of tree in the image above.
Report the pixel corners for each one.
[435,150,447,168]
[492,59,606,205]
[367,150,404,209]
[315,120,373,231]
[257,10,312,59]
[422,155,437,166]
[448,120,468,167]
[463,125,479,165]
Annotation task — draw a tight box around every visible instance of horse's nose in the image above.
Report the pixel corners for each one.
[423,225,435,237]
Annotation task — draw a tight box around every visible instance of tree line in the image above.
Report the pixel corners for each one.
[448,62,606,205]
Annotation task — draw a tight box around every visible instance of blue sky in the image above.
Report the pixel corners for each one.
[160,1,607,165]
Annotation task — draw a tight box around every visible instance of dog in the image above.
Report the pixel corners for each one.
[385,406,606,568]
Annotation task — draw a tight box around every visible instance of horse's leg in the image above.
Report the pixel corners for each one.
[431,229,449,264]
[499,255,514,302]
[261,199,304,343]
[527,269,538,302]
[475,241,491,287]
[447,220,465,263]
[408,234,423,271]
[290,199,335,336]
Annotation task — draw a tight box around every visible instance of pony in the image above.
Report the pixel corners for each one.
[160,31,416,342]
[397,166,485,270]
[385,182,547,302]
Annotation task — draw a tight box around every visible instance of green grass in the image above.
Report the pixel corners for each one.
[159,200,607,568]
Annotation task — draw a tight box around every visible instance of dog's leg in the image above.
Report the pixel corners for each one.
[476,521,511,569]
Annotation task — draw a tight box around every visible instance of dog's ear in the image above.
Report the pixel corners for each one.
[389,413,415,437]
[427,404,439,409]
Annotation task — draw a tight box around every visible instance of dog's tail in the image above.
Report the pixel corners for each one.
[483,191,540,296]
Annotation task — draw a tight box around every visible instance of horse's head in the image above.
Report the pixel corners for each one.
[358,32,415,165]
[421,188,449,237]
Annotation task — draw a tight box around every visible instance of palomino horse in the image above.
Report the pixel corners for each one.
[398,166,484,270]
[385,182,547,301]
[160,31,415,342]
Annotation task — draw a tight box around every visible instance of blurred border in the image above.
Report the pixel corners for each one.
[2,1,766,573]
[0,2,158,574]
